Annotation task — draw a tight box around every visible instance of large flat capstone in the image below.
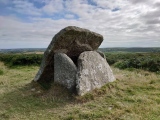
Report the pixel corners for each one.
[54,53,77,91]
[76,51,115,96]
[34,26,103,88]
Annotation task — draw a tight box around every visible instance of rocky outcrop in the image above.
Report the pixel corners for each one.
[34,26,115,95]
[34,26,103,88]
[76,51,115,96]
[54,53,77,91]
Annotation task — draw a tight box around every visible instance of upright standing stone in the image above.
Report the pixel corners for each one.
[76,51,115,96]
[54,53,77,91]
[34,26,103,88]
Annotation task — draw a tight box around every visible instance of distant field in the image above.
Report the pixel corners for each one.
[24,52,44,54]
[0,47,160,54]
[100,47,160,53]
[0,48,46,54]
[0,61,160,119]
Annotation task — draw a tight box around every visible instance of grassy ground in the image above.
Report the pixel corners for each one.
[0,62,160,120]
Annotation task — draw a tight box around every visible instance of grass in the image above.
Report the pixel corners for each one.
[0,69,3,75]
[0,62,160,120]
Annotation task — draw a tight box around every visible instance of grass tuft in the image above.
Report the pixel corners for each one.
[0,69,3,75]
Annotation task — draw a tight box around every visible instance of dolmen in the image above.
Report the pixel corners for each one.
[34,26,115,96]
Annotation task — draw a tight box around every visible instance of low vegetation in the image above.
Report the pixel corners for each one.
[1,52,160,73]
[0,55,160,119]
[0,52,160,119]
[0,53,42,67]
[105,52,160,73]
[0,69,3,75]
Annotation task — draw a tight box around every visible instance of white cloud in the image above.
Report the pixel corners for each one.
[64,14,75,19]
[93,0,128,9]
[42,0,64,14]
[0,0,160,48]
[8,0,42,16]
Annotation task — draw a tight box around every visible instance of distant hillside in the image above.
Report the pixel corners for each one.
[0,48,46,54]
[99,47,160,53]
[0,47,160,53]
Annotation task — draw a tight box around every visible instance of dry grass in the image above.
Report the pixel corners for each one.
[0,61,160,120]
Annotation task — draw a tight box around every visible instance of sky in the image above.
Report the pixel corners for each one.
[0,0,160,49]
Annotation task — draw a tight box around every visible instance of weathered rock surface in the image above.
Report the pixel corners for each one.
[51,26,103,57]
[76,51,115,96]
[34,26,103,87]
[54,53,77,91]
[96,50,106,59]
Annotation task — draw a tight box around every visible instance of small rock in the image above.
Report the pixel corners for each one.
[108,106,113,110]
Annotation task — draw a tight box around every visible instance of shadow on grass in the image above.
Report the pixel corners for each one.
[0,82,76,119]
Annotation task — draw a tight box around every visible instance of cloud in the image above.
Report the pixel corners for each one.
[42,0,64,14]
[0,0,160,48]
[129,0,151,4]
[0,0,10,4]
[154,2,160,7]
[64,14,75,19]
[10,0,42,16]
